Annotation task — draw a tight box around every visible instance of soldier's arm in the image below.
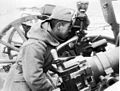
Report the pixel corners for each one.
[21,43,54,91]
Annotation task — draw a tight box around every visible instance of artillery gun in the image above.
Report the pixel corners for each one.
[0,0,119,90]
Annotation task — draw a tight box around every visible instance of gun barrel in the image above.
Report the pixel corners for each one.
[87,47,119,82]
[56,36,78,51]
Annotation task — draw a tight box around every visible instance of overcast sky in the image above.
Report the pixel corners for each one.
[0,0,97,11]
[0,0,119,23]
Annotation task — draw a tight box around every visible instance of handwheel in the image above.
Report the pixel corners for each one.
[0,15,48,59]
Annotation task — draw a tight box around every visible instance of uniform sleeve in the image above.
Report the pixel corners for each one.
[21,43,54,91]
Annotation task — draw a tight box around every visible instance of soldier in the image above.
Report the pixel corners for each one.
[2,6,75,91]
[74,0,90,30]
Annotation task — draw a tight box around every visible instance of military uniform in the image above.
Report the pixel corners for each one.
[2,6,75,91]
[2,21,60,91]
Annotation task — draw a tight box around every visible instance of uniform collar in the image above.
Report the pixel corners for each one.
[41,22,62,46]
[27,21,60,47]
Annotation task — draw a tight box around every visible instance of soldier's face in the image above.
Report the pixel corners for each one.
[57,22,71,40]
[77,2,89,12]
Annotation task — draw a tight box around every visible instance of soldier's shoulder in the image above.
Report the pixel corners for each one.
[22,39,47,50]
